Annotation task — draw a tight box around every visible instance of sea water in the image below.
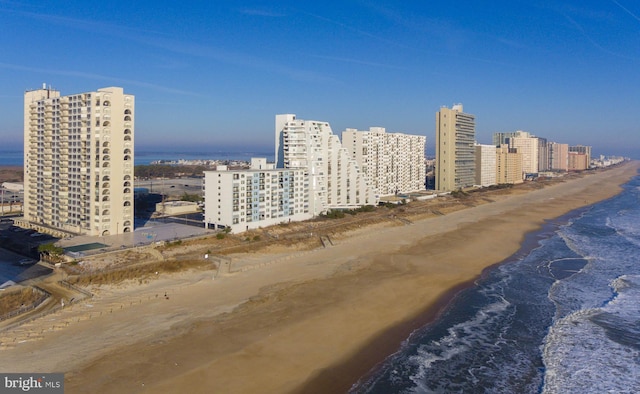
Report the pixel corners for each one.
[352,173,640,393]
[0,150,274,167]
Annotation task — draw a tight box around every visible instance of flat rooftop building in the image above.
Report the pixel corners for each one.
[436,104,476,191]
[20,85,134,236]
[203,158,311,233]
[342,127,426,196]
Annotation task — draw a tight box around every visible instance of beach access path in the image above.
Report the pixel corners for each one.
[0,162,638,394]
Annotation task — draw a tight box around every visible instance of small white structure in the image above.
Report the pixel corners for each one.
[1,182,23,192]
[156,201,199,215]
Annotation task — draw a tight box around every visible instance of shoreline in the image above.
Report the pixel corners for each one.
[1,162,637,393]
[344,203,595,392]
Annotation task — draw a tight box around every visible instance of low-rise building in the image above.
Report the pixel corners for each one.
[156,201,199,216]
[1,182,24,192]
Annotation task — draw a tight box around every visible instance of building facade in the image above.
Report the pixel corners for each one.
[492,131,520,147]
[549,142,569,171]
[22,86,134,236]
[275,114,377,215]
[568,152,589,171]
[435,104,476,191]
[538,137,549,172]
[569,145,592,168]
[203,158,311,233]
[474,143,497,187]
[496,145,523,184]
[342,127,426,196]
[508,133,538,176]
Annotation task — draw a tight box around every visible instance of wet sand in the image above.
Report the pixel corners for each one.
[1,162,638,394]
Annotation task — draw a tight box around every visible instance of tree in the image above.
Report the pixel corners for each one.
[38,243,64,262]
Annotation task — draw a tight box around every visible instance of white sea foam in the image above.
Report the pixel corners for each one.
[354,177,640,393]
[542,281,640,393]
[408,297,513,389]
[542,195,640,394]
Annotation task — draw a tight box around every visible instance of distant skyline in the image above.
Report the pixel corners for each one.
[1,1,639,158]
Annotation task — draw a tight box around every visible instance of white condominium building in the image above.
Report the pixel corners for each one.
[275,114,377,215]
[203,158,311,233]
[22,85,134,236]
[474,143,497,187]
[342,127,426,196]
[436,104,476,191]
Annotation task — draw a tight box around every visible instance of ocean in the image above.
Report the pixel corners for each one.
[0,150,274,167]
[352,173,640,393]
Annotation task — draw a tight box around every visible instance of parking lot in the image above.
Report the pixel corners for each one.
[0,222,56,256]
[0,188,23,215]
[135,177,203,199]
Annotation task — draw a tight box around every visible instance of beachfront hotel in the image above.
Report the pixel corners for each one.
[549,142,569,171]
[496,144,524,184]
[474,143,497,187]
[275,114,377,215]
[568,151,589,171]
[20,85,134,236]
[507,131,539,177]
[538,137,549,172]
[203,158,311,233]
[569,145,592,168]
[342,127,426,196]
[435,104,476,191]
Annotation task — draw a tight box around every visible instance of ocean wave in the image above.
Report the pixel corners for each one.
[354,175,640,393]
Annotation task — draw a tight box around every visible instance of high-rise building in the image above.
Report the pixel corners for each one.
[496,145,523,184]
[342,127,426,196]
[492,131,521,147]
[508,133,539,176]
[474,143,497,187]
[435,104,475,191]
[568,152,589,171]
[203,158,311,233]
[21,85,134,236]
[569,145,592,168]
[275,114,377,214]
[549,142,569,171]
[538,138,549,172]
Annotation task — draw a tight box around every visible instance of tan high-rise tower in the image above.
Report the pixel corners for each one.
[22,85,134,236]
[435,104,475,191]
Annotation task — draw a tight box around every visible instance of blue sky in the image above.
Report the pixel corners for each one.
[1,0,639,158]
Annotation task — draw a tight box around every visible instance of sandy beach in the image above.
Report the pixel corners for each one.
[1,162,638,393]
